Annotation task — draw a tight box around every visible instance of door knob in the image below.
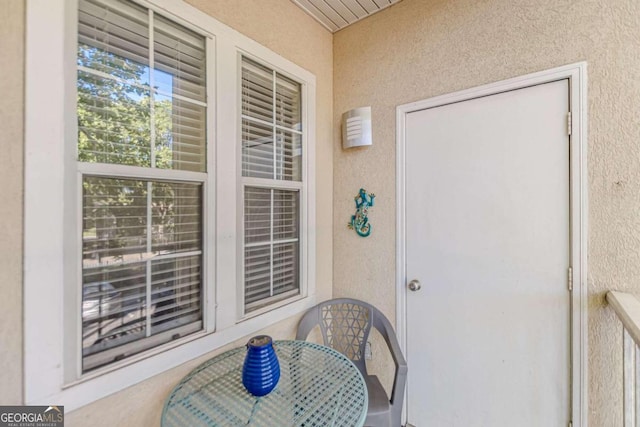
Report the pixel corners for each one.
[408,279,421,292]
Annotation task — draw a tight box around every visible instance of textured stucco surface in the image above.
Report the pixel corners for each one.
[0,0,24,406]
[333,0,640,424]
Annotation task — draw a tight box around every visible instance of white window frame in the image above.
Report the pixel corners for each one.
[74,1,212,377]
[238,54,309,319]
[24,0,316,410]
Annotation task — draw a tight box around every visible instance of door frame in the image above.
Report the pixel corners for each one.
[395,62,588,427]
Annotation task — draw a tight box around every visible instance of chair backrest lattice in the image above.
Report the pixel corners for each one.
[297,297,408,427]
[319,302,372,369]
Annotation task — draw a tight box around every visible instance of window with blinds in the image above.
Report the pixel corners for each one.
[241,57,303,312]
[77,0,207,372]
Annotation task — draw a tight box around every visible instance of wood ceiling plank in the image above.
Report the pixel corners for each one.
[354,0,379,14]
[328,0,360,23]
[293,0,339,31]
[309,0,350,27]
[372,0,391,8]
[292,0,402,32]
[338,0,368,19]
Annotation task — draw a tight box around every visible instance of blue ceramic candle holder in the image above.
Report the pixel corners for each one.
[242,335,280,396]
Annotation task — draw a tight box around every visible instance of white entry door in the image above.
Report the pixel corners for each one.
[405,80,571,426]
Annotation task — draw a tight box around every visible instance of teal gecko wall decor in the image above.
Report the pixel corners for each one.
[348,188,375,237]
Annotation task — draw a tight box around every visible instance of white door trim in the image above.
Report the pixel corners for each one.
[395,62,588,427]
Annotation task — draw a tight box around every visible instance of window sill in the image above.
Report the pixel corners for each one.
[39,294,316,412]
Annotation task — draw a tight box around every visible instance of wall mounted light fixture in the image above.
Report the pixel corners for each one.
[342,106,372,149]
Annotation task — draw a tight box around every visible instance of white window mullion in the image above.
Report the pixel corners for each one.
[245,237,299,248]
[240,114,303,135]
[269,189,274,298]
[77,162,207,183]
[270,65,276,302]
[241,176,302,191]
[147,9,155,338]
[214,38,238,327]
[146,181,153,337]
[149,8,156,168]
[272,69,278,180]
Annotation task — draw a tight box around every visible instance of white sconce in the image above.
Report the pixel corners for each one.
[342,106,372,149]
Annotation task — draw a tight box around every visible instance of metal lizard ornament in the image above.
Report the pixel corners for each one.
[348,188,375,237]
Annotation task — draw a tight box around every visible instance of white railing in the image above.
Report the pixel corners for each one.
[607,291,640,426]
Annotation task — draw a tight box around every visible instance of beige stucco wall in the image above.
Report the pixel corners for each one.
[333,0,640,424]
[0,0,332,424]
[0,0,24,406]
[6,0,638,423]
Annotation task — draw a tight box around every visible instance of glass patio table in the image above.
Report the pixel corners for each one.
[161,340,368,427]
